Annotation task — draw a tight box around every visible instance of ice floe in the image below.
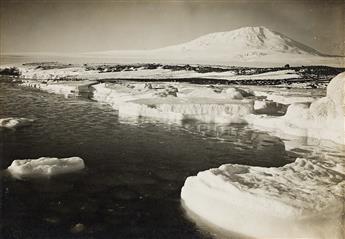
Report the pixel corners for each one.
[92,82,254,123]
[181,154,345,239]
[7,157,85,179]
[247,72,345,144]
[0,117,34,129]
[253,99,286,114]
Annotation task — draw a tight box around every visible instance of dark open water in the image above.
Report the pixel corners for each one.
[0,82,293,239]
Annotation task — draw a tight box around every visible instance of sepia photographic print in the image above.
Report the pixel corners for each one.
[0,0,344,238]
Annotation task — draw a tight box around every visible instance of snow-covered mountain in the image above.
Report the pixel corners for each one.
[87,26,343,66]
[156,26,323,56]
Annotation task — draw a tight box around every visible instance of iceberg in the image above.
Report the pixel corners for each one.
[7,157,85,179]
[93,82,254,123]
[0,117,34,129]
[181,155,345,239]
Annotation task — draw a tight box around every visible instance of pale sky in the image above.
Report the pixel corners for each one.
[0,0,344,55]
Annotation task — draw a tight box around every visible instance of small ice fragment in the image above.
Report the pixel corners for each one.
[71,223,86,234]
[0,117,34,129]
[7,157,85,178]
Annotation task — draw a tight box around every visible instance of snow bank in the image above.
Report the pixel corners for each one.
[7,157,85,178]
[247,72,345,144]
[181,155,345,239]
[0,117,34,129]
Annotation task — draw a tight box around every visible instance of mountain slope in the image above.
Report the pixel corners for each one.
[157,26,323,56]
[86,26,344,67]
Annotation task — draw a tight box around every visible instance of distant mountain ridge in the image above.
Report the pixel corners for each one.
[85,26,344,67]
[157,26,325,57]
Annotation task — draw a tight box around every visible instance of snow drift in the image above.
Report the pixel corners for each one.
[7,157,85,179]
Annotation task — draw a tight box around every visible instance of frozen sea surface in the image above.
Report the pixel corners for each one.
[0,82,294,239]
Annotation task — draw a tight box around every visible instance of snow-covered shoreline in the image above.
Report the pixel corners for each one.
[20,80,97,98]
[2,63,303,82]
[1,62,343,88]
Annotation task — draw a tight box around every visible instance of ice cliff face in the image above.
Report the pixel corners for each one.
[92,83,254,124]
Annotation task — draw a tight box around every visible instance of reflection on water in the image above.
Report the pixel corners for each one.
[181,201,254,239]
[1,82,343,239]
